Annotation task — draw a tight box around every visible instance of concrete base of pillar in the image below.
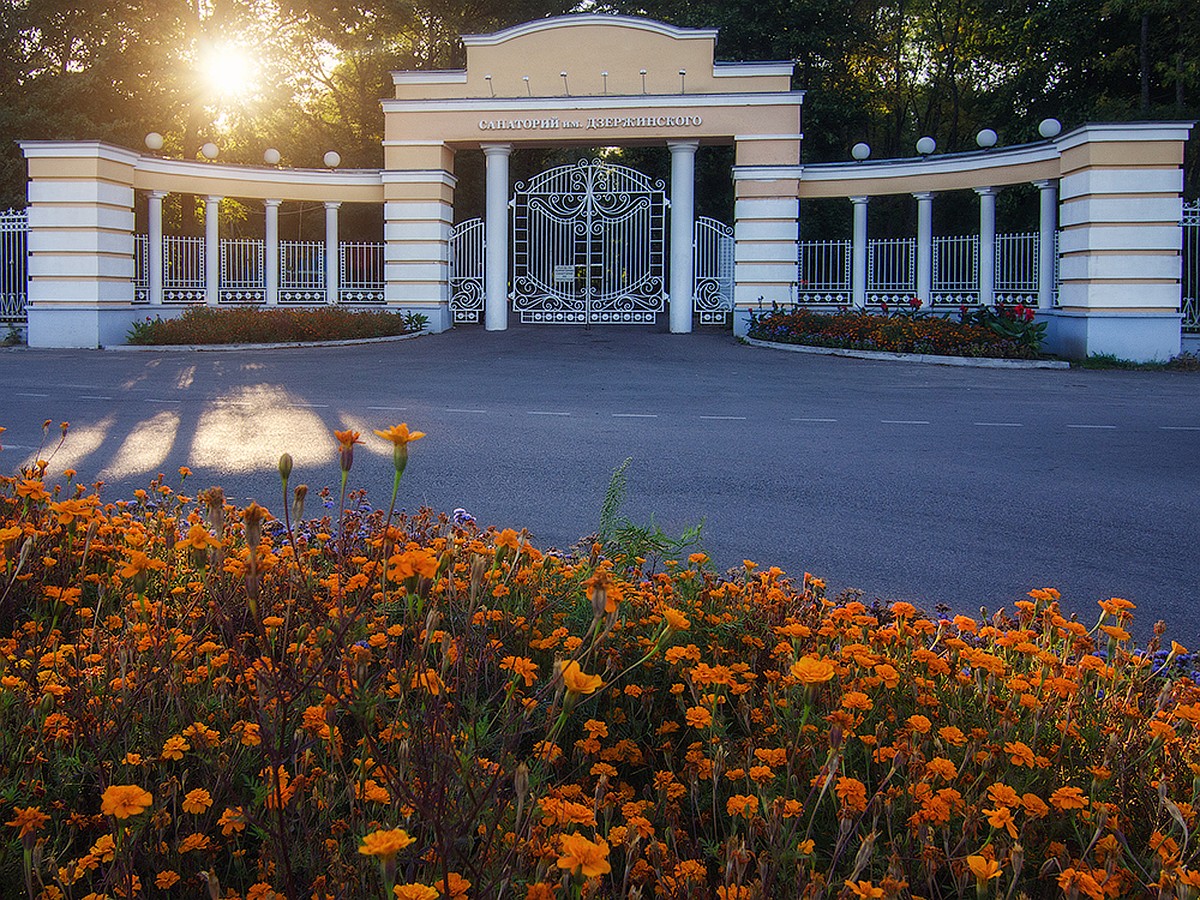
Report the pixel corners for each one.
[1041,309,1182,362]
[27,304,168,348]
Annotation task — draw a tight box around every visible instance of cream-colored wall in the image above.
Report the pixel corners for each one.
[393,17,791,100]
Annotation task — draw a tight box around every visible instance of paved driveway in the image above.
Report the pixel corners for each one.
[2,327,1197,642]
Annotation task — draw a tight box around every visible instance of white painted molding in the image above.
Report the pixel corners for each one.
[461,15,719,45]
[713,61,796,79]
[1054,121,1194,152]
[798,142,1059,182]
[382,92,802,113]
[20,141,140,166]
[380,170,458,187]
[392,70,468,85]
[135,155,384,186]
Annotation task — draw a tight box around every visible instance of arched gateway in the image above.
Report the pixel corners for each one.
[17,14,1193,358]
[385,14,802,333]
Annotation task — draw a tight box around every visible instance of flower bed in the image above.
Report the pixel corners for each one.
[1,424,1198,899]
[748,304,1046,360]
[126,307,427,346]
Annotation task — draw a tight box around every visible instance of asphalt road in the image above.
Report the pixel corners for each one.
[2,327,1197,643]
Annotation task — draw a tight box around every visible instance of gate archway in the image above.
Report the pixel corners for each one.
[510,159,667,324]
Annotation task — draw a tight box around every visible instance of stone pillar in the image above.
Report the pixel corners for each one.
[668,140,699,333]
[730,165,801,335]
[482,143,511,331]
[914,191,934,306]
[1034,180,1058,310]
[1054,122,1192,361]
[264,199,280,307]
[850,196,869,308]
[19,141,139,347]
[147,190,166,306]
[204,195,221,307]
[976,187,997,307]
[324,201,340,304]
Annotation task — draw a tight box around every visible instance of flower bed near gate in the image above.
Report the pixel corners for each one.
[747,305,1046,360]
[126,306,427,346]
[2,423,1198,899]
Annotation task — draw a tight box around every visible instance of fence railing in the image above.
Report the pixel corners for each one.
[220,239,266,303]
[340,242,385,303]
[693,216,734,324]
[867,237,916,304]
[796,239,851,304]
[1184,200,1199,334]
[448,218,485,323]
[932,234,979,305]
[163,235,205,303]
[995,232,1039,304]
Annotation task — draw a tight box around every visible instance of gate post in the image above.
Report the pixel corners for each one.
[731,166,801,335]
[975,187,997,307]
[483,143,511,331]
[669,140,699,333]
[914,191,934,306]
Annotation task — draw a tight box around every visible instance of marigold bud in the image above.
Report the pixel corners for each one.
[278,453,293,481]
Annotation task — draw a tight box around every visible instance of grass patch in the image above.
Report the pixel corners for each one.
[126,306,427,345]
[1075,351,1200,371]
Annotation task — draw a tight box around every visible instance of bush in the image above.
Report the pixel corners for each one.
[126,307,427,346]
[748,303,1045,359]
[1,425,1198,898]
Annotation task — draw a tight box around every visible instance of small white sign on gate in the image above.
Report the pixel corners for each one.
[553,265,576,283]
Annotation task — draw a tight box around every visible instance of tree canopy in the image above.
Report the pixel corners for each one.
[1,0,1195,213]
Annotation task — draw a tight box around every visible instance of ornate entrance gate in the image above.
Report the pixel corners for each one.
[510,159,667,324]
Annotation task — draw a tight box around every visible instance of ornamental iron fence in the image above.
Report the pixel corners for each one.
[0,210,26,325]
[1184,199,1199,334]
[449,218,485,324]
[339,242,385,303]
[693,216,734,325]
[796,239,852,304]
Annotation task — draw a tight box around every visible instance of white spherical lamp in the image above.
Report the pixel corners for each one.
[851,142,871,161]
[201,142,219,160]
[263,148,282,165]
[1038,118,1062,139]
[976,128,998,148]
[144,132,164,152]
[323,151,341,168]
[915,136,936,156]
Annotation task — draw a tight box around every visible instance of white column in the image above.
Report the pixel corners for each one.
[324,201,340,304]
[147,190,166,306]
[264,199,280,307]
[850,196,868,308]
[204,195,221,307]
[1034,179,1058,310]
[976,186,997,307]
[914,191,934,306]
[669,139,699,333]
[482,143,511,331]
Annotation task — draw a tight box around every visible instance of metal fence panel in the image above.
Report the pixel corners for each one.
[1,209,28,324]
[867,237,916,304]
[693,216,734,324]
[340,242,385,303]
[449,219,485,323]
[163,235,206,303]
[220,239,266,303]
[932,234,979,305]
[1183,200,1199,334]
[797,239,851,304]
[280,241,326,303]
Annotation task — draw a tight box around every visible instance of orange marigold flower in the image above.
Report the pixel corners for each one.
[1050,786,1089,811]
[161,735,190,761]
[181,789,212,815]
[938,725,966,745]
[100,784,153,819]
[374,423,425,446]
[182,524,220,551]
[500,655,539,686]
[178,832,210,852]
[6,806,50,839]
[967,855,1003,882]
[435,873,471,899]
[790,656,836,685]
[334,429,363,450]
[661,606,691,631]
[685,706,713,729]
[835,776,868,812]
[218,806,247,835]
[560,660,603,695]
[394,884,439,900]
[89,834,116,862]
[556,833,611,878]
[359,828,416,859]
[908,714,932,734]
[1020,793,1049,819]
[1098,625,1131,642]
[1004,741,1035,767]
[987,783,1021,807]
[983,806,1018,838]
[726,794,759,818]
[925,758,957,781]
[156,870,181,888]
[841,691,872,711]
[844,880,884,899]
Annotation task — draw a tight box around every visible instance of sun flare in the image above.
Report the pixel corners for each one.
[199,41,260,100]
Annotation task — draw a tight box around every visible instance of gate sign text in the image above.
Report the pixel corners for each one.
[478,114,703,132]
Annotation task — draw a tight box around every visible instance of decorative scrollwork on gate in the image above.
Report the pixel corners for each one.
[449,218,485,323]
[693,216,734,325]
[511,159,667,324]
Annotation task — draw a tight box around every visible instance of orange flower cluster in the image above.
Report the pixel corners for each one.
[1,425,1197,898]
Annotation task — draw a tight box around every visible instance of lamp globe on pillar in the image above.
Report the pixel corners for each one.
[976,128,998,149]
[144,132,164,152]
[915,136,936,156]
[201,142,219,160]
[1038,118,1062,139]
[851,142,871,161]
[323,151,341,169]
[263,148,282,166]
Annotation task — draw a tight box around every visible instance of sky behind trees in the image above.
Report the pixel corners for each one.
[1,0,1196,215]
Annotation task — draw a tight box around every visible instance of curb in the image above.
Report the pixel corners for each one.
[104,331,425,353]
[743,337,1070,369]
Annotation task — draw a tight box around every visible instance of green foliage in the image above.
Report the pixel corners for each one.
[960,302,1048,351]
[124,306,426,346]
[598,456,705,568]
[1076,351,1200,370]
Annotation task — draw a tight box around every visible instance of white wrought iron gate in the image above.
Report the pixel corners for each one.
[1184,199,1199,335]
[510,159,667,324]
